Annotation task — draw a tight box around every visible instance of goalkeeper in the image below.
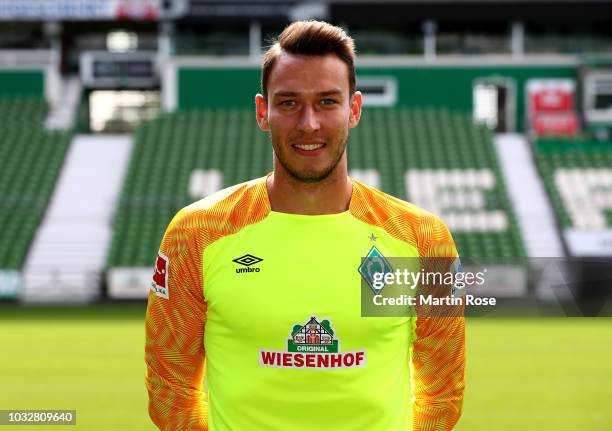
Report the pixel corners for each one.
[145,20,465,431]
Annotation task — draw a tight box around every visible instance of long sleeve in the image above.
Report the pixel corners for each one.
[412,214,466,430]
[411,316,465,430]
[145,209,209,430]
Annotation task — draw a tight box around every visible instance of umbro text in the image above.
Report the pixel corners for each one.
[236,267,261,274]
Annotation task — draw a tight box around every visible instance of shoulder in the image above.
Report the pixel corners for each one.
[167,176,270,237]
[350,178,445,230]
[350,179,455,256]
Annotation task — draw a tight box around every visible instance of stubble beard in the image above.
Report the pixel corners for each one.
[271,133,348,184]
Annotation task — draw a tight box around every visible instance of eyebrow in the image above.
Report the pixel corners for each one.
[272,90,344,98]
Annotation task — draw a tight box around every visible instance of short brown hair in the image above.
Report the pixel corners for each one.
[261,20,356,100]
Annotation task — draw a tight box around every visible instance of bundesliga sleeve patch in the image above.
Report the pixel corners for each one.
[151,251,169,299]
[451,256,466,298]
[259,316,366,370]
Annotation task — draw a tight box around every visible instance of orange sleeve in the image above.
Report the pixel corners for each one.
[412,214,466,431]
[145,208,209,430]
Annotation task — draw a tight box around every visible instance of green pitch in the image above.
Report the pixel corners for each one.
[0,305,610,430]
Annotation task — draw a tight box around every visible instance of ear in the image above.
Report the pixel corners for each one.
[255,94,270,132]
[348,90,363,129]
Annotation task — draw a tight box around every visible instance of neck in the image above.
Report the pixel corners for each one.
[267,157,353,215]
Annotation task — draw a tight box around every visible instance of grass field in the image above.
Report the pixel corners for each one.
[1,304,611,430]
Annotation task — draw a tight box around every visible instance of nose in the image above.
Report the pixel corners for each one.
[297,105,320,133]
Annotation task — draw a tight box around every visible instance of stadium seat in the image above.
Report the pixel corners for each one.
[0,97,71,269]
[109,107,527,264]
[535,137,612,230]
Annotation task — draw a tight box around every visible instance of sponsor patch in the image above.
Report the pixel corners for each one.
[151,251,169,299]
[259,316,366,370]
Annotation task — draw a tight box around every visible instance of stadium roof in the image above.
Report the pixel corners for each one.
[327,0,612,23]
[182,0,612,23]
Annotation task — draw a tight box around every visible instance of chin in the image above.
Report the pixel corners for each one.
[289,167,336,183]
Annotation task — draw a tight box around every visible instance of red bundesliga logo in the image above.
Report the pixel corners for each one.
[152,252,169,299]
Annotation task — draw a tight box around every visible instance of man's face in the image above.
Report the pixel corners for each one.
[256,53,362,183]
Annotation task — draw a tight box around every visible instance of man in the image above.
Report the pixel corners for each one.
[145,20,464,431]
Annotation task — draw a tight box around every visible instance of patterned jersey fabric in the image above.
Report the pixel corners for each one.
[145,174,465,431]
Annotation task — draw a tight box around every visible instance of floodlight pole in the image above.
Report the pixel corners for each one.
[511,21,525,59]
[423,20,437,61]
[250,21,262,62]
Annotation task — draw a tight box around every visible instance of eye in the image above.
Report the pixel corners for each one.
[279,100,296,107]
[320,98,338,105]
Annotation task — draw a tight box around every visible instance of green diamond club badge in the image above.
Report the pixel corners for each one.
[358,246,393,294]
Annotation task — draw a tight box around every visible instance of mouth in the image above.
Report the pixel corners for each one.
[292,142,326,151]
[291,141,326,157]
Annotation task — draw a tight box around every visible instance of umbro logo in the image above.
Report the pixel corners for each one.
[233,254,263,266]
[233,254,263,273]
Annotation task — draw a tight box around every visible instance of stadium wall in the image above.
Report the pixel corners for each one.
[167,57,577,132]
[0,70,45,97]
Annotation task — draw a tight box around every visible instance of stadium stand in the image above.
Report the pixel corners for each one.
[351,108,525,258]
[0,96,46,125]
[108,107,525,266]
[0,97,71,269]
[107,109,273,267]
[494,134,565,258]
[535,138,612,229]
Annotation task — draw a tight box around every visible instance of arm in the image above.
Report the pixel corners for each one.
[145,209,208,430]
[411,316,465,430]
[412,215,466,430]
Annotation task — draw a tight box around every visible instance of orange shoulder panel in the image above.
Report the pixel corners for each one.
[145,177,270,430]
[350,179,465,431]
[350,179,449,255]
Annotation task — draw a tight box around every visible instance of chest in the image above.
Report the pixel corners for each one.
[202,218,418,350]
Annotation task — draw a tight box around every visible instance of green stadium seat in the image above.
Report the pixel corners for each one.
[108,107,527,265]
[0,97,70,270]
[535,137,612,230]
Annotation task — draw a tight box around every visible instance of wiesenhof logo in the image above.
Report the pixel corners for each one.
[259,316,367,369]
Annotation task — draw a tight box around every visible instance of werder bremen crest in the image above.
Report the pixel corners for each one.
[358,246,393,295]
[259,316,366,369]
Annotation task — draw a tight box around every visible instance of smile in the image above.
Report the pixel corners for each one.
[292,143,325,151]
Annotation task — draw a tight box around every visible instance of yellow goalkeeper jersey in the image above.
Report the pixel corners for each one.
[145,174,465,431]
